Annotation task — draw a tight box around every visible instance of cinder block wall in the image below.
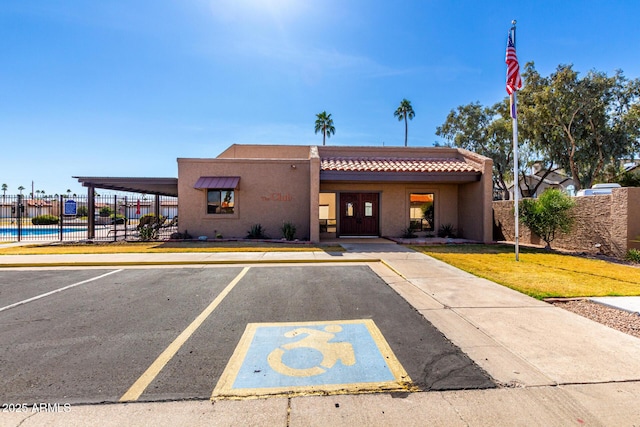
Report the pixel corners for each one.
[493,188,640,257]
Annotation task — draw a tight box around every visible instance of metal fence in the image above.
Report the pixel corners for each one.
[0,194,178,242]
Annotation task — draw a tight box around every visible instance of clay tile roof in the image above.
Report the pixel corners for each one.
[320,157,480,173]
[26,199,53,207]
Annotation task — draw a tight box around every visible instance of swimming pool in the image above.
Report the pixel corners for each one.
[0,227,88,237]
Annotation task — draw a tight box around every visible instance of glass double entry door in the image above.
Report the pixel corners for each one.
[339,193,379,237]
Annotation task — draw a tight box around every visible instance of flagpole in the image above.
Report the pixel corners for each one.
[511,21,520,262]
[512,91,520,261]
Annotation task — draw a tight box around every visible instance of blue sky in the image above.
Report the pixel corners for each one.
[2,1,639,196]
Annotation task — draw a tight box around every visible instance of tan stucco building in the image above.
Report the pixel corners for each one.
[177,144,493,243]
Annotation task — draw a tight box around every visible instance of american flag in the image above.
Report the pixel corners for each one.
[505,31,522,95]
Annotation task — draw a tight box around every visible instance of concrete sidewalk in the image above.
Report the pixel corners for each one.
[591,296,640,314]
[1,242,640,426]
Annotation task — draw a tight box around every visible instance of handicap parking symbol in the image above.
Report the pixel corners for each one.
[212,319,413,399]
[267,324,356,377]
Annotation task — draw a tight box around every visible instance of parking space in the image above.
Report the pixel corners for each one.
[0,265,494,404]
[0,269,118,310]
[0,267,245,403]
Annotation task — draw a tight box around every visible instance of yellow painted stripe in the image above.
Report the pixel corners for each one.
[364,319,412,383]
[379,259,407,280]
[119,266,250,402]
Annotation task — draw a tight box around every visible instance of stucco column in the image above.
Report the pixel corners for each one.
[627,187,640,252]
[309,146,321,243]
[482,157,494,243]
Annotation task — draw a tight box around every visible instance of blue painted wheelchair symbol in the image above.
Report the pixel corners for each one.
[268,325,355,377]
[212,319,413,399]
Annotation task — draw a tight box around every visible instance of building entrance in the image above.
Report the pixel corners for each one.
[339,193,379,236]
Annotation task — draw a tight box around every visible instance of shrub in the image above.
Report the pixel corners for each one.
[281,222,297,241]
[401,227,417,238]
[99,206,113,217]
[437,223,457,238]
[32,214,59,225]
[76,206,88,217]
[519,188,575,249]
[246,224,268,239]
[110,214,127,224]
[138,224,158,241]
[138,213,164,228]
[170,230,192,240]
[625,249,640,263]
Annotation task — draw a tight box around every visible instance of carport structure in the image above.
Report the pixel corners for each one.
[74,176,178,238]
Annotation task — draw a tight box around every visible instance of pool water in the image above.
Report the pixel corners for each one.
[0,227,87,237]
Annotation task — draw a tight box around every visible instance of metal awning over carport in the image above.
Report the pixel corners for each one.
[74,177,178,197]
[73,176,178,239]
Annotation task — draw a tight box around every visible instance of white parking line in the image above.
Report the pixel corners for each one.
[0,269,123,313]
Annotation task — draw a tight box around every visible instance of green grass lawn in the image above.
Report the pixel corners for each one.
[409,244,640,299]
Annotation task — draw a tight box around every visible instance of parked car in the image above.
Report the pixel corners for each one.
[575,183,621,196]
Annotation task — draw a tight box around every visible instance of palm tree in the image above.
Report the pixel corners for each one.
[18,185,24,195]
[1,183,7,198]
[314,111,335,146]
[394,99,415,147]
[66,189,71,198]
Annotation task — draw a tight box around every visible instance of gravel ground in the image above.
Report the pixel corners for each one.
[550,299,640,339]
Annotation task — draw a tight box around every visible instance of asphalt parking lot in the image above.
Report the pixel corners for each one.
[0,265,494,405]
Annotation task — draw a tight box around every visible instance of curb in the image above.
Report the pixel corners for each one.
[0,258,380,268]
[379,259,407,280]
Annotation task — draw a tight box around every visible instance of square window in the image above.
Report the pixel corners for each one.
[207,189,234,214]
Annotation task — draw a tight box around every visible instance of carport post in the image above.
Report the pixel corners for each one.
[113,195,118,242]
[59,195,63,241]
[124,196,128,240]
[16,194,23,241]
[88,186,95,239]
[154,194,160,218]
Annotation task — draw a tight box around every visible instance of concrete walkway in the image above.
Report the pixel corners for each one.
[1,241,640,426]
[591,296,640,314]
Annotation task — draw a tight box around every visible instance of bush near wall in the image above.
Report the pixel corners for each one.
[493,187,640,258]
[626,249,640,263]
[32,214,59,225]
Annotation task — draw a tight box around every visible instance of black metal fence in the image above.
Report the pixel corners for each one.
[0,194,178,242]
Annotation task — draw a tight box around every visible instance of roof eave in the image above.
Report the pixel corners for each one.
[73,177,179,197]
[320,171,481,183]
